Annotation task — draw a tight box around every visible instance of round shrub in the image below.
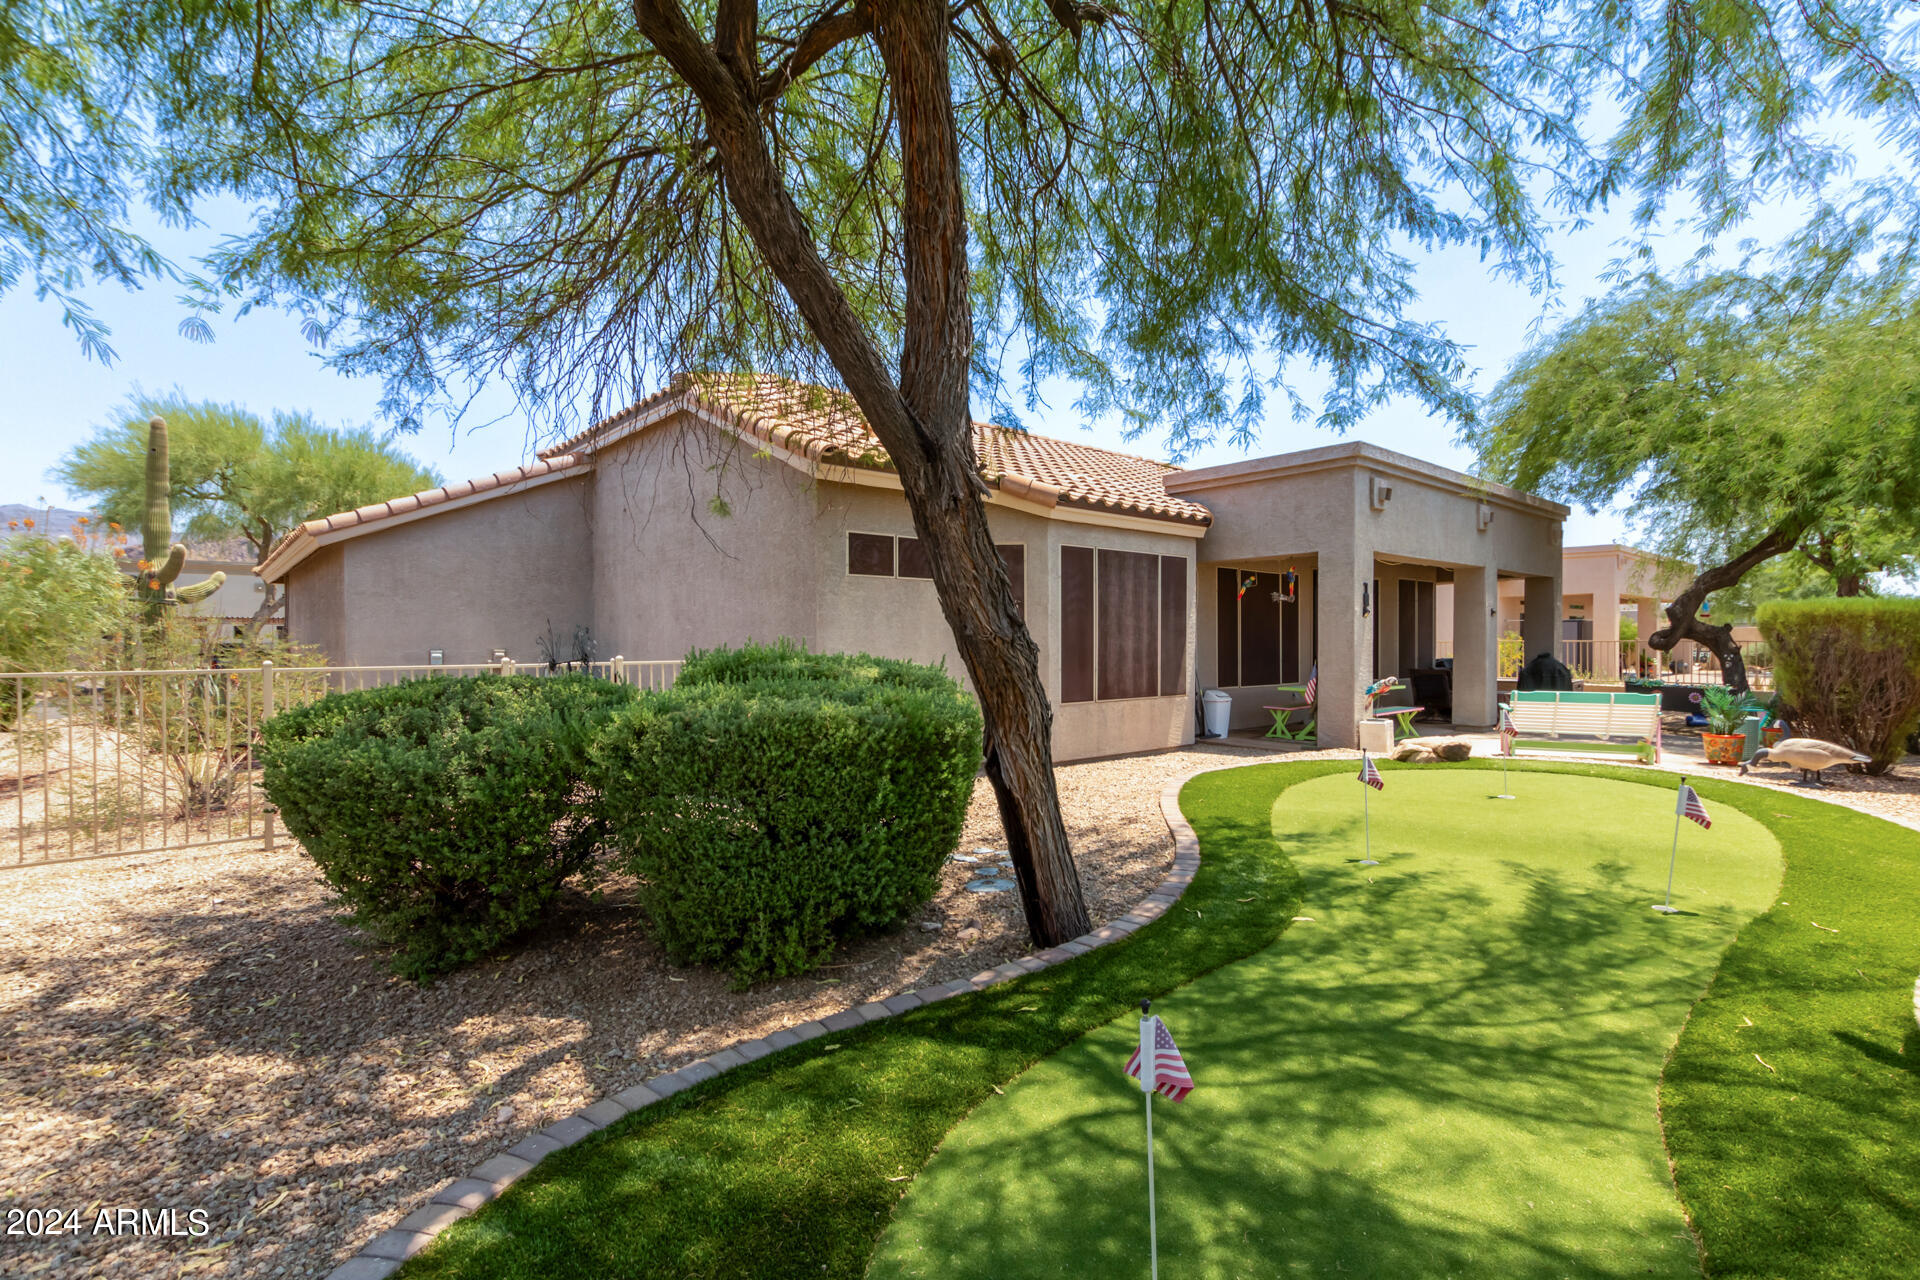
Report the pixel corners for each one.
[592,653,982,985]
[261,674,637,979]
[678,637,957,692]
[1760,597,1920,774]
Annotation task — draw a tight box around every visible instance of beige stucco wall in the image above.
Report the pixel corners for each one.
[810,481,1199,760]
[1170,443,1565,742]
[286,544,346,659]
[590,418,820,659]
[283,474,595,666]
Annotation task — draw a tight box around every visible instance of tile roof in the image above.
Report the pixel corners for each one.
[254,454,586,580]
[258,374,1209,581]
[550,373,1212,527]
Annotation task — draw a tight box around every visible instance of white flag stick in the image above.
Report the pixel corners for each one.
[1140,999,1159,1280]
[1654,778,1684,915]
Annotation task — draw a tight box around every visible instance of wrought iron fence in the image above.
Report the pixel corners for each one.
[1439,637,1774,689]
[1,657,681,868]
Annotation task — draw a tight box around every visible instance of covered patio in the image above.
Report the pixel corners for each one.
[1166,442,1568,748]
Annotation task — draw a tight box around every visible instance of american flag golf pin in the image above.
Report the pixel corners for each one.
[1128,1000,1193,1280]
[1654,779,1711,914]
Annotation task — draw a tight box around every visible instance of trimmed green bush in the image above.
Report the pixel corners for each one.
[677,637,956,692]
[592,650,982,985]
[261,674,636,978]
[1760,597,1920,774]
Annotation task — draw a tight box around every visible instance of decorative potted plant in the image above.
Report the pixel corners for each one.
[1698,685,1751,765]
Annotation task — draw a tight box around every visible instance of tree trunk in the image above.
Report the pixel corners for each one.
[631,0,1093,945]
[1836,573,1864,596]
[1647,520,1805,694]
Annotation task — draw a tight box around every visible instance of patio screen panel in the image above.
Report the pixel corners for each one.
[1215,568,1239,688]
[1159,556,1187,696]
[1061,546,1096,702]
[1098,550,1160,700]
[1063,546,1188,703]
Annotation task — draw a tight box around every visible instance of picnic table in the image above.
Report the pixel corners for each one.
[1264,682,1315,740]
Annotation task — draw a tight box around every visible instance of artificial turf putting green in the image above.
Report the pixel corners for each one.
[395,761,1920,1280]
[870,770,1782,1279]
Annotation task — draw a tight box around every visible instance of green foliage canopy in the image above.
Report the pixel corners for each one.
[0,533,130,674]
[55,393,440,571]
[11,2,1920,449]
[1468,230,1920,580]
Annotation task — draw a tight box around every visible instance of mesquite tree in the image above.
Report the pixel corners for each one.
[1469,224,1920,692]
[16,2,1920,943]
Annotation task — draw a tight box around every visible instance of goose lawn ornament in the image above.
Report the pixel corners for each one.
[1739,738,1872,786]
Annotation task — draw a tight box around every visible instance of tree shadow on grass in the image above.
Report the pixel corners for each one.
[870,780,1760,1280]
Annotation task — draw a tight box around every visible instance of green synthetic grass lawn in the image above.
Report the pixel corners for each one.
[871,770,1782,1279]
[396,761,1920,1280]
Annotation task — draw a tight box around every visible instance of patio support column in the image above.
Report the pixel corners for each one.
[1521,575,1561,674]
[1453,565,1499,728]
[1314,538,1372,749]
[1636,598,1661,675]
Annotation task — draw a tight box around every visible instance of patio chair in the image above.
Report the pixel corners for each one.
[1264,666,1317,741]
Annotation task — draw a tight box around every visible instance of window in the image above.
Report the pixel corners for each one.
[848,532,894,576]
[857,533,1025,618]
[1061,546,1188,703]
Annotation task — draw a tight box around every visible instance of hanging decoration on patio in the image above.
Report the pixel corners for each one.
[1237,573,1258,600]
[1361,581,1371,616]
[1279,566,1298,602]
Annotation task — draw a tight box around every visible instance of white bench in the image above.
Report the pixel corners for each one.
[1505,691,1661,764]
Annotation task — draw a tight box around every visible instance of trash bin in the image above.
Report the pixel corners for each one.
[1201,689,1233,738]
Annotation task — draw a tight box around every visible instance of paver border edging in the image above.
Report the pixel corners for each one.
[322,766,1220,1280]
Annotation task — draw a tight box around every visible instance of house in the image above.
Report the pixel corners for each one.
[1438,544,1692,681]
[257,376,1568,758]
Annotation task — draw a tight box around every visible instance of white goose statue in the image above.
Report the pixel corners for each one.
[1739,738,1871,786]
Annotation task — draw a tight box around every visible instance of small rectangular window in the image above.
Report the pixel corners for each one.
[848,532,894,576]
[897,536,932,579]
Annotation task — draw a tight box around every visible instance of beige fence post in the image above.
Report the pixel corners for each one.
[261,659,276,851]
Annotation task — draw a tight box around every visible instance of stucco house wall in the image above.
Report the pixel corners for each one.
[289,474,595,667]
[590,420,822,661]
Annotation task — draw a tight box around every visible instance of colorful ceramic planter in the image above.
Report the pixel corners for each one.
[1701,732,1746,765]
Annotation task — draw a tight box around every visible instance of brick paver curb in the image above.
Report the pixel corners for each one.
[321,765,1226,1280]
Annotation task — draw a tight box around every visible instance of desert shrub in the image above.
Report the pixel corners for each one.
[593,651,981,985]
[1760,598,1920,774]
[677,637,955,692]
[261,674,636,978]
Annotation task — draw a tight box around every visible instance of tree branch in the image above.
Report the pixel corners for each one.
[756,8,871,103]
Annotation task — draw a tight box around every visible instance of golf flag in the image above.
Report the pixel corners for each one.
[1302,665,1318,705]
[1124,1015,1195,1102]
[1677,782,1712,829]
[1500,705,1516,755]
[1358,751,1384,790]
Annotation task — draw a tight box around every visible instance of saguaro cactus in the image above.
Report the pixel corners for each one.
[139,415,225,616]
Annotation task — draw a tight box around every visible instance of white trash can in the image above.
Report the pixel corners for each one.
[1358,717,1395,755]
[1201,689,1233,738]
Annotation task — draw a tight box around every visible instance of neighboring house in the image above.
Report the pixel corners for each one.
[257,376,1567,757]
[1442,544,1690,679]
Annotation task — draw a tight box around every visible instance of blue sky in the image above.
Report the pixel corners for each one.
[0,190,1815,545]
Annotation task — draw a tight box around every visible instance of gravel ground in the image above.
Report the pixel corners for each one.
[6,736,1912,1280]
[0,747,1257,1280]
